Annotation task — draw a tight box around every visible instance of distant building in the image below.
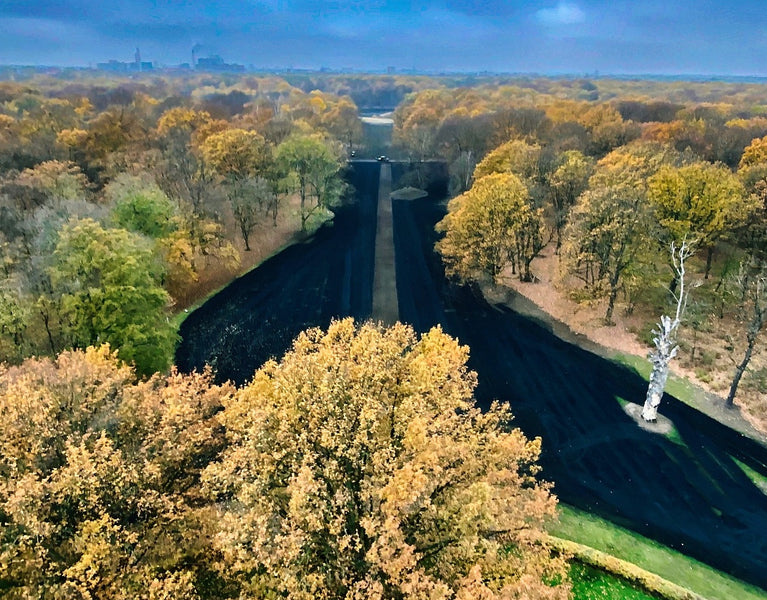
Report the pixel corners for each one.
[96,49,153,73]
[96,59,153,73]
[195,55,245,72]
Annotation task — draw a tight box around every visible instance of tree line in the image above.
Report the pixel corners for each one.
[414,86,767,417]
[0,76,359,375]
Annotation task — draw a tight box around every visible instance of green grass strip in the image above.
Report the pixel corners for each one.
[569,561,657,599]
[732,456,767,494]
[612,352,698,405]
[549,505,767,600]
[550,536,702,600]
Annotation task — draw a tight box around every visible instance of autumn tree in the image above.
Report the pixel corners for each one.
[50,218,177,375]
[155,107,220,213]
[276,133,345,232]
[436,113,494,194]
[393,89,452,162]
[82,107,148,178]
[547,150,594,251]
[320,96,363,153]
[200,128,276,248]
[648,162,756,277]
[0,346,233,598]
[199,128,272,182]
[473,138,542,182]
[14,160,88,205]
[202,319,568,600]
[739,134,767,170]
[561,184,656,324]
[437,172,545,283]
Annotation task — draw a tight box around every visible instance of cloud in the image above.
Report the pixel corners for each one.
[536,2,585,26]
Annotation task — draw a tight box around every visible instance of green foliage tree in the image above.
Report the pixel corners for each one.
[202,319,568,600]
[437,172,545,283]
[0,278,30,361]
[50,218,177,375]
[547,150,594,251]
[230,177,276,250]
[106,173,177,239]
[562,184,656,324]
[276,133,345,232]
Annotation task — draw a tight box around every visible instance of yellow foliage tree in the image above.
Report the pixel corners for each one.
[739,135,767,170]
[648,162,757,276]
[202,319,568,600]
[473,138,542,181]
[437,172,545,282]
[0,346,234,598]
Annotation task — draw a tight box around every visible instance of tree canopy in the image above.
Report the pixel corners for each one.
[0,346,233,599]
[202,319,568,599]
[437,172,545,282]
[50,218,177,375]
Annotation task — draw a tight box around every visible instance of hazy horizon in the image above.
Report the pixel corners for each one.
[1,1,766,77]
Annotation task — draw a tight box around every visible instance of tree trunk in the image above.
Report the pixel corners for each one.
[705,246,714,279]
[299,184,307,233]
[727,297,764,407]
[642,240,692,421]
[605,286,617,324]
[726,340,754,408]
[40,307,56,355]
[523,257,534,282]
[669,273,678,296]
[604,263,622,324]
[642,315,679,421]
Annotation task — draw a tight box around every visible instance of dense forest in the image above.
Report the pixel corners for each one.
[2,71,767,596]
[387,77,767,429]
[0,73,362,375]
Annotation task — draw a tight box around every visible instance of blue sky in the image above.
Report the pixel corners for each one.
[0,1,765,75]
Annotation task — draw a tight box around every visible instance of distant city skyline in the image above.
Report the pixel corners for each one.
[1,1,766,76]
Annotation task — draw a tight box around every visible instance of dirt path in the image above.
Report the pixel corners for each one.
[372,163,398,324]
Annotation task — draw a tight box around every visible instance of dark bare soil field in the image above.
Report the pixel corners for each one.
[178,161,767,589]
[176,162,379,383]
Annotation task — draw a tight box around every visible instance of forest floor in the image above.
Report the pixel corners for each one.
[497,242,767,441]
[172,193,316,312]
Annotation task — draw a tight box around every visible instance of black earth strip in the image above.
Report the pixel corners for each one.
[391,186,767,591]
[175,162,378,384]
[177,162,767,590]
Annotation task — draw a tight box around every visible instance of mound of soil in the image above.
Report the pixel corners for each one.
[390,186,428,200]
